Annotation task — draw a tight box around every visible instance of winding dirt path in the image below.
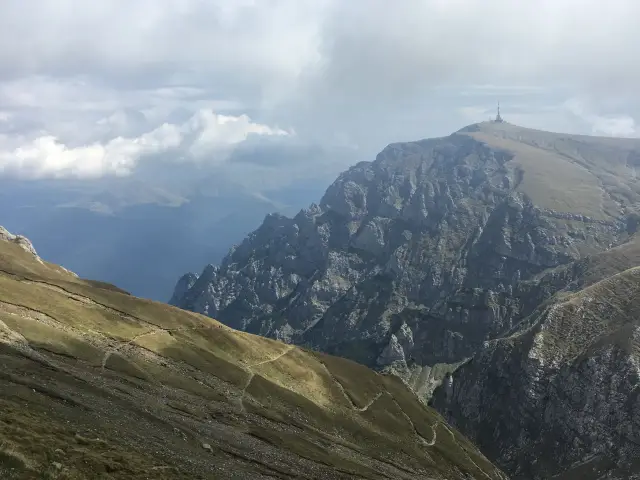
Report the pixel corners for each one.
[101,330,162,371]
[237,346,296,413]
[249,346,296,368]
[357,392,383,412]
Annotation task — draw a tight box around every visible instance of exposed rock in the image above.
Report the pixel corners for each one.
[173,123,640,387]
[0,225,80,277]
[432,251,640,479]
[405,361,465,401]
[169,272,199,306]
[377,334,405,367]
[171,121,640,478]
[0,226,40,260]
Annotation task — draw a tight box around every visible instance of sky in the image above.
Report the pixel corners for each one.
[1,0,639,184]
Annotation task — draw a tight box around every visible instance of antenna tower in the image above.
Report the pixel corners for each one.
[495,102,504,123]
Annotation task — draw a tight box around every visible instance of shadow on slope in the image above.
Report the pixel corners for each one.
[432,245,640,479]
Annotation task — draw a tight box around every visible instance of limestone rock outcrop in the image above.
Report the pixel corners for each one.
[172,121,640,478]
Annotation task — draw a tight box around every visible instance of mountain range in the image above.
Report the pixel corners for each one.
[4,118,640,479]
[172,120,640,479]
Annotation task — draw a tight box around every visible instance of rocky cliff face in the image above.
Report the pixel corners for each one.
[169,272,199,306]
[172,121,640,478]
[432,237,640,479]
[173,122,639,386]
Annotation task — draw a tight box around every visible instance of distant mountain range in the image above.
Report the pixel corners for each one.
[0,173,330,301]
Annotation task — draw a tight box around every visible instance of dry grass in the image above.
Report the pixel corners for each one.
[465,122,640,220]
[470,131,608,218]
[0,313,103,365]
[0,237,506,479]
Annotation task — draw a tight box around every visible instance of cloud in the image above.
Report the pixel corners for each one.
[0,110,288,179]
[186,111,288,158]
[564,99,639,137]
[3,1,639,100]
[276,0,640,145]
[0,0,639,183]
[0,0,326,101]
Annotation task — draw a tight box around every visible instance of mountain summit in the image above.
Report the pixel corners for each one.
[172,122,640,478]
[172,121,640,371]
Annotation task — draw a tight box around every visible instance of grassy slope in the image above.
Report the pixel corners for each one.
[463,122,640,220]
[0,237,506,480]
[517,266,640,365]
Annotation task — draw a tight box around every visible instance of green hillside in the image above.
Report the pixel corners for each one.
[0,231,505,479]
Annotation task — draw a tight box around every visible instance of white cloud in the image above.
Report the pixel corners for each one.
[564,99,639,137]
[2,1,639,100]
[1,0,640,182]
[0,110,289,179]
[590,116,638,138]
[0,0,326,102]
[186,111,288,158]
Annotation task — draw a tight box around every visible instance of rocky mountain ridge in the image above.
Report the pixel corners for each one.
[432,235,640,479]
[172,122,640,393]
[172,121,640,478]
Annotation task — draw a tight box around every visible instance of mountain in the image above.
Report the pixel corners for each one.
[171,121,640,478]
[0,227,505,479]
[0,175,329,301]
[171,121,640,390]
[431,235,640,479]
